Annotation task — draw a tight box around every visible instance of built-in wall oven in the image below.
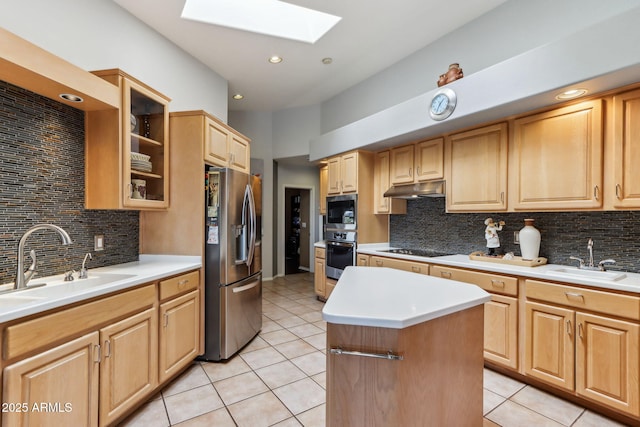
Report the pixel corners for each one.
[325,194,357,280]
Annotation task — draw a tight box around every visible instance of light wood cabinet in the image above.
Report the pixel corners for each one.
[327,152,358,195]
[430,265,518,370]
[374,151,406,214]
[204,115,250,173]
[86,69,170,210]
[356,254,370,266]
[319,165,328,215]
[3,333,100,427]
[612,88,640,208]
[445,123,508,211]
[159,290,200,383]
[370,255,429,275]
[512,100,603,210]
[99,308,157,425]
[314,247,326,298]
[390,138,444,185]
[525,280,640,417]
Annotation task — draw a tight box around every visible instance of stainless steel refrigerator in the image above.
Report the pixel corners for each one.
[201,167,262,361]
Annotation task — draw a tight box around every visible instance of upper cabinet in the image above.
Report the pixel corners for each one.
[445,123,508,212]
[86,69,170,210]
[612,89,640,208]
[390,138,444,185]
[319,165,328,215]
[327,152,358,195]
[374,151,406,214]
[204,116,250,173]
[512,100,603,210]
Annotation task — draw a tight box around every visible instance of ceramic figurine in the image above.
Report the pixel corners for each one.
[437,63,464,87]
[484,218,505,256]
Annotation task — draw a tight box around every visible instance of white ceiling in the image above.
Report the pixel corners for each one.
[113,0,507,112]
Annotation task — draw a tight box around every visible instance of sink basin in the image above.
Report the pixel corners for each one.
[548,268,627,282]
[20,273,137,297]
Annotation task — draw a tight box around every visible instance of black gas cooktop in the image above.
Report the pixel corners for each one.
[380,248,451,258]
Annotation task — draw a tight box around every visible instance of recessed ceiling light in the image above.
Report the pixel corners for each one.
[268,56,283,64]
[555,88,588,100]
[233,94,244,100]
[322,57,333,65]
[181,0,341,44]
[59,93,83,102]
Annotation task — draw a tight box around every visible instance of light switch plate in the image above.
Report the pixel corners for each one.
[513,231,520,245]
[95,235,105,251]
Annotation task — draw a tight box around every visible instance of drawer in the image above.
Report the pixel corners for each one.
[430,265,518,296]
[525,279,640,320]
[370,256,429,275]
[159,270,200,301]
[315,247,326,259]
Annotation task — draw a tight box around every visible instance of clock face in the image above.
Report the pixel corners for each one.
[429,88,457,121]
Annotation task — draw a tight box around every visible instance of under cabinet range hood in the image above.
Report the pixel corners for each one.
[383,180,446,199]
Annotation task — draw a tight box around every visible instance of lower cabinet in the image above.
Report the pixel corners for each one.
[159,290,200,383]
[525,279,640,418]
[99,308,158,425]
[3,332,100,427]
[370,256,429,275]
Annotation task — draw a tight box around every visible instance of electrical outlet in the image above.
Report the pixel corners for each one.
[514,231,520,245]
[94,234,105,251]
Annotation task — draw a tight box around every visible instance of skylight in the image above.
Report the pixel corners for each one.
[181,0,342,44]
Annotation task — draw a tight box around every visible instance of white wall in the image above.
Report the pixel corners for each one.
[0,0,229,120]
[272,105,322,160]
[319,0,640,133]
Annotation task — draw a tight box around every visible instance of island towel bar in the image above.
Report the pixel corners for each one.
[329,347,403,361]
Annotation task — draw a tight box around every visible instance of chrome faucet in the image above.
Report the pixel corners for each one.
[79,253,92,279]
[15,224,72,289]
[587,238,594,268]
[569,238,616,271]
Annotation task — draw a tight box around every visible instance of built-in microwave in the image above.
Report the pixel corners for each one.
[326,194,357,228]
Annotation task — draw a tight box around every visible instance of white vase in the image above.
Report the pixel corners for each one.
[519,219,541,260]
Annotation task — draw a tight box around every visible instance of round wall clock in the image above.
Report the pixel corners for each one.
[429,87,457,121]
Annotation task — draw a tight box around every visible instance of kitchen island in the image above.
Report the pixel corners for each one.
[322,266,490,427]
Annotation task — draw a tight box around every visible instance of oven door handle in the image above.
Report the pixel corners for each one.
[327,241,355,248]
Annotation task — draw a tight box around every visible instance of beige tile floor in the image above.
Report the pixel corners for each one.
[121,273,630,427]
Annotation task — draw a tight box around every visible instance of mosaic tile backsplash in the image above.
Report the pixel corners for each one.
[0,80,139,285]
[390,197,640,273]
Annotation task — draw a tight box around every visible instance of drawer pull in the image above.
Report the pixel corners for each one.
[375,260,383,266]
[564,292,584,301]
[440,271,452,278]
[178,279,189,287]
[411,266,421,273]
[491,279,505,288]
[330,347,403,361]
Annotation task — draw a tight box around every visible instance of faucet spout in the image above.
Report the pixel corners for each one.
[15,224,72,290]
[587,238,594,268]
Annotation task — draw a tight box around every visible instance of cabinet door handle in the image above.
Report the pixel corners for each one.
[164,313,169,328]
[330,347,403,361]
[578,322,584,340]
[94,344,101,363]
[491,279,505,288]
[566,319,572,336]
[594,185,600,201]
[615,184,622,199]
[440,271,452,278]
[416,166,421,176]
[409,168,412,177]
[500,192,505,204]
[104,340,112,358]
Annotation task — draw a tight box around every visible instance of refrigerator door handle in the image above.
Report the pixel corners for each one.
[232,278,260,293]
[246,183,257,267]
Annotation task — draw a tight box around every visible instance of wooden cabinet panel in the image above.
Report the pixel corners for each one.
[99,308,158,425]
[314,247,326,259]
[576,312,640,416]
[319,165,328,214]
[314,257,326,297]
[415,138,444,181]
[484,294,518,369]
[374,151,406,214]
[3,333,99,427]
[159,270,200,301]
[327,157,341,195]
[445,123,508,211]
[203,116,250,173]
[159,290,200,383]
[613,89,640,208]
[341,152,358,193]
[429,265,518,296]
[390,145,414,184]
[205,118,230,165]
[356,254,370,266]
[325,278,337,299]
[525,301,575,391]
[370,256,429,275]
[512,100,603,209]
[229,133,249,172]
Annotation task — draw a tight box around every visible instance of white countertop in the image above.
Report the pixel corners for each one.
[322,266,491,329]
[357,244,640,294]
[0,255,201,323]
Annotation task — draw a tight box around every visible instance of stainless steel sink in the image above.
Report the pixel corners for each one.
[548,268,627,282]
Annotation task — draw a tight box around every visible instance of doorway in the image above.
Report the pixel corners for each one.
[284,188,311,275]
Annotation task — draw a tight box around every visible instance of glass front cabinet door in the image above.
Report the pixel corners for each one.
[86,69,170,210]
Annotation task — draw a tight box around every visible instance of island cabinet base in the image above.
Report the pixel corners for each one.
[326,305,484,427]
